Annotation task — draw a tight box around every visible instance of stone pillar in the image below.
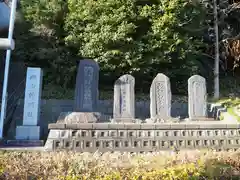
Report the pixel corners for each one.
[74,59,99,112]
[149,73,172,122]
[188,75,207,120]
[113,74,136,123]
[16,67,43,140]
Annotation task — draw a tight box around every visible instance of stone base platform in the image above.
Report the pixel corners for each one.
[4,140,44,147]
[16,126,40,140]
[45,122,240,152]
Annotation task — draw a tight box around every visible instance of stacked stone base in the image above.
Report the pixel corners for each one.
[45,123,240,152]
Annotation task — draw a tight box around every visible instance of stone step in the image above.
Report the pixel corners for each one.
[4,140,44,147]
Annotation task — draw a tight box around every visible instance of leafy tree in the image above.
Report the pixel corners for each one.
[19,0,209,93]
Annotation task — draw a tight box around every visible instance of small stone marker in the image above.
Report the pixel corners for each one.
[74,59,99,112]
[150,73,172,121]
[16,67,43,140]
[113,74,135,122]
[188,75,207,120]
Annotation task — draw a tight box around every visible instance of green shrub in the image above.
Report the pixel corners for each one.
[19,0,208,93]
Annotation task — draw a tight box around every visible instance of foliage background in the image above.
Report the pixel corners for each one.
[1,0,240,98]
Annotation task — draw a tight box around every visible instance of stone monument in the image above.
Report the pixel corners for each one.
[112,74,139,123]
[74,59,99,112]
[16,67,43,140]
[57,59,101,123]
[188,75,207,120]
[148,73,172,123]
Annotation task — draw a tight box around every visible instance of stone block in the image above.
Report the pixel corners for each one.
[63,139,74,150]
[226,124,239,129]
[47,129,61,139]
[16,126,40,140]
[185,124,200,129]
[118,130,127,138]
[73,140,84,150]
[125,124,141,129]
[141,124,155,130]
[127,130,137,138]
[109,130,118,137]
[48,123,66,129]
[44,139,54,151]
[199,124,227,129]
[58,130,70,139]
[108,123,125,129]
[66,123,93,129]
[92,123,109,129]
[170,124,186,129]
[155,124,171,129]
[111,118,142,123]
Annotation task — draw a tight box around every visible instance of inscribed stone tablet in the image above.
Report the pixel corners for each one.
[150,73,171,119]
[74,59,99,112]
[23,67,43,126]
[188,75,207,119]
[113,74,135,119]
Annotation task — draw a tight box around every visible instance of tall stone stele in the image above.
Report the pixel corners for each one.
[113,74,136,123]
[16,67,43,140]
[148,73,172,123]
[188,75,207,120]
[56,59,101,124]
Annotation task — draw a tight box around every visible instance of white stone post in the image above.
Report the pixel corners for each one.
[16,67,43,140]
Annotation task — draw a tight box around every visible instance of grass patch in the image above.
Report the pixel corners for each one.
[0,150,240,179]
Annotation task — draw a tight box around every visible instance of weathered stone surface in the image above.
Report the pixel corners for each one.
[56,112,100,124]
[113,74,135,121]
[150,73,171,121]
[23,67,43,126]
[74,59,99,112]
[188,75,207,120]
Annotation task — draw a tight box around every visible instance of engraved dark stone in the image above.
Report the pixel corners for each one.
[74,59,99,112]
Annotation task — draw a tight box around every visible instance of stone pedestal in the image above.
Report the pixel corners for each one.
[16,126,40,140]
[57,112,100,124]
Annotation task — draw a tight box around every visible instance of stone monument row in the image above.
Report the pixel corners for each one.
[6,60,238,152]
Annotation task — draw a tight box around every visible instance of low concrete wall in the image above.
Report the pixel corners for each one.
[10,99,218,139]
[45,123,240,152]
